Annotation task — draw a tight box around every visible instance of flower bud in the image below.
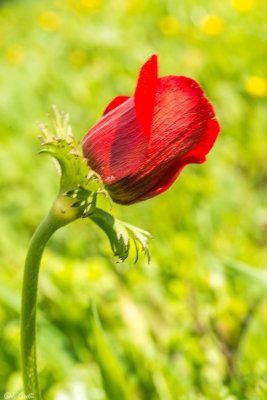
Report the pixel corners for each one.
[82,55,220,204]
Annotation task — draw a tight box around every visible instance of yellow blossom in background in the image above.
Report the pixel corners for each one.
[80,0,102,11]
[54,0,74,10]
[69,49,88,67]
[231,0,255,13]
[126,0,145,13]
[158,15,179,36]
[87,265,101,281]
[245,76,267,97]
[200,15,224,36]
[38,11,60,32]
[5,45,26,66]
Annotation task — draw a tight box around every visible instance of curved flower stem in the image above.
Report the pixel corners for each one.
[20,195,82,398]
[21,213,60,398]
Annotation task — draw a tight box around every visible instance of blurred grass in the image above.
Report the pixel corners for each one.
[0,0,267,399]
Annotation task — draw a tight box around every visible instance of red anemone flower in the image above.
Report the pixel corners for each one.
[82,55,220,205]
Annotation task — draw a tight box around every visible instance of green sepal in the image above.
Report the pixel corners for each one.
[38,105,103,195]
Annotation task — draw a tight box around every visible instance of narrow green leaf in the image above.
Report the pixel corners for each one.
[89,302,131,400]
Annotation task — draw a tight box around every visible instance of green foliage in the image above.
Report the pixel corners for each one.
[0,0,267,399]
[89,302,131,400]
[89,208,151,263]
[222,257,267,288]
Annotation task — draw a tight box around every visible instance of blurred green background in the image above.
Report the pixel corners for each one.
[1,0,267,398]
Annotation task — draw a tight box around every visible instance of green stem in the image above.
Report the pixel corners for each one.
[20,195,82,398]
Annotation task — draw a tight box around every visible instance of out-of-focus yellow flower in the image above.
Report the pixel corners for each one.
[126,0,145,13]
[158,15,179,36]
[69,49,87,67]
[54,0,74,10]
[80,0,102,10]
[231,0,255,13]
[183,49,205,72]
[200,15,224,36]
[245,76,267,97]
[88,265,101,281]
[168,280,188,298]
[5,45,26,66]
[38,11,60,32]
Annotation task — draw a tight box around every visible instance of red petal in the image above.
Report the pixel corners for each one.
[103,95,131,116]
[140,118,220,201]
[82,97,147,184]
[134,54,158,141]
[106,76,220,204]
[179,118,220,164]
[142,75,218,176]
